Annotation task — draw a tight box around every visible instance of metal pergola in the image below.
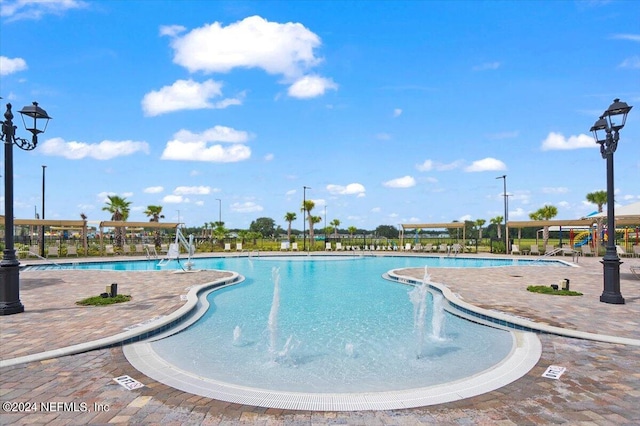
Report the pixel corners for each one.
[399,222,467,248]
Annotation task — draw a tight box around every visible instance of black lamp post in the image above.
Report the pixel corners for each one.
[590,98,632,305]
[496,175,509,254]
[1,101,52,315]
[40,165,46,258]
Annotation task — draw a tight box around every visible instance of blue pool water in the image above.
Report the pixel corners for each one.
[25,253,566,271]
[135,255,552,393]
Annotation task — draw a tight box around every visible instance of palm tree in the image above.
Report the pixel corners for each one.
[586,190,607,213]
[301,200,316,249]
[529,205,558,247]
[144,205,165,248]
[212,222,228,248]
[490,216,503,240]
[330,219,341,238]
[102,195,131,248]
[284,212,297,242]
[347,226,358,246]
[311,215,322,247]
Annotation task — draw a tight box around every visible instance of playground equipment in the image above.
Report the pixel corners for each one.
[573,231,592,247]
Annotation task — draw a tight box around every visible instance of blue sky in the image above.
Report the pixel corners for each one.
[1,0,638,231]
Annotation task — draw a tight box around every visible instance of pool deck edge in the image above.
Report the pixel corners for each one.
[386,269,640,347]
[0,271,242,368]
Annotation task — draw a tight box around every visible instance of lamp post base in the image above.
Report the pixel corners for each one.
[600,250,625,304]
[0,264,25,315]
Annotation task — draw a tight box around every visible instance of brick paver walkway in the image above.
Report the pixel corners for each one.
[1,253,639,425]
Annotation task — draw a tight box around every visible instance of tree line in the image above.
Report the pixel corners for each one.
[97,191,610,250]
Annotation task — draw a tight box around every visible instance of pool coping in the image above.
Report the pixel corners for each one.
[385,270,640,347]
[124,332,541,411]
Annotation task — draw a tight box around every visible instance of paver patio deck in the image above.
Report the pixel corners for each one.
[1,253,639,425]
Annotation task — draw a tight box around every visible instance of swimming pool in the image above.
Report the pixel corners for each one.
[150,259,514,391]
[118,254,545,410]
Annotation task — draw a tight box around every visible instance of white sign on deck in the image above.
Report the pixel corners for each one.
[114,375,144,390]
[542,365,566,380]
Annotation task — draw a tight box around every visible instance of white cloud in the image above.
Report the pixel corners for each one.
[142,79,243,116]
[162,195,188,203]
[393,108,402,117]
[230,201,264,213]
[285,189,296,196]
[311,198,326,207]
[610,34,640,42]
[416,159,463,172]
[287,75,338,98]
[77,203,94,213]
[510,207,526,219]
[264,153,274,161]
[459,214,473,222]
[383,176,416,188]
[0,0,86,21]
[144,186,164,194]
[472,61,500,71]
[162,142,250,162]
[0,56,27,75]
[161,126,251,162]
[326,183,366,196]
[618,56,640,69]
[509,190,531,205]
[371,207,381,213]
[436,160,464,171]
[174,126,250,143]
[40,137,149,160]
[464,158,506,172]
[174,186,212,195]
[168,15,322,78]
[416,160,433,171]
[541,132,595,151]
[159,25,186,37]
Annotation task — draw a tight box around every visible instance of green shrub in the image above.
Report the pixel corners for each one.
[76,294,132,306]
[526,285,582,296]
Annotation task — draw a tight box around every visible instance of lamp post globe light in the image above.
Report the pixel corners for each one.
[1,101,52,315]
[590,98,632,305]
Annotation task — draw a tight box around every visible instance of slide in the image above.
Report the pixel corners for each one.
[573,233,592,247]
